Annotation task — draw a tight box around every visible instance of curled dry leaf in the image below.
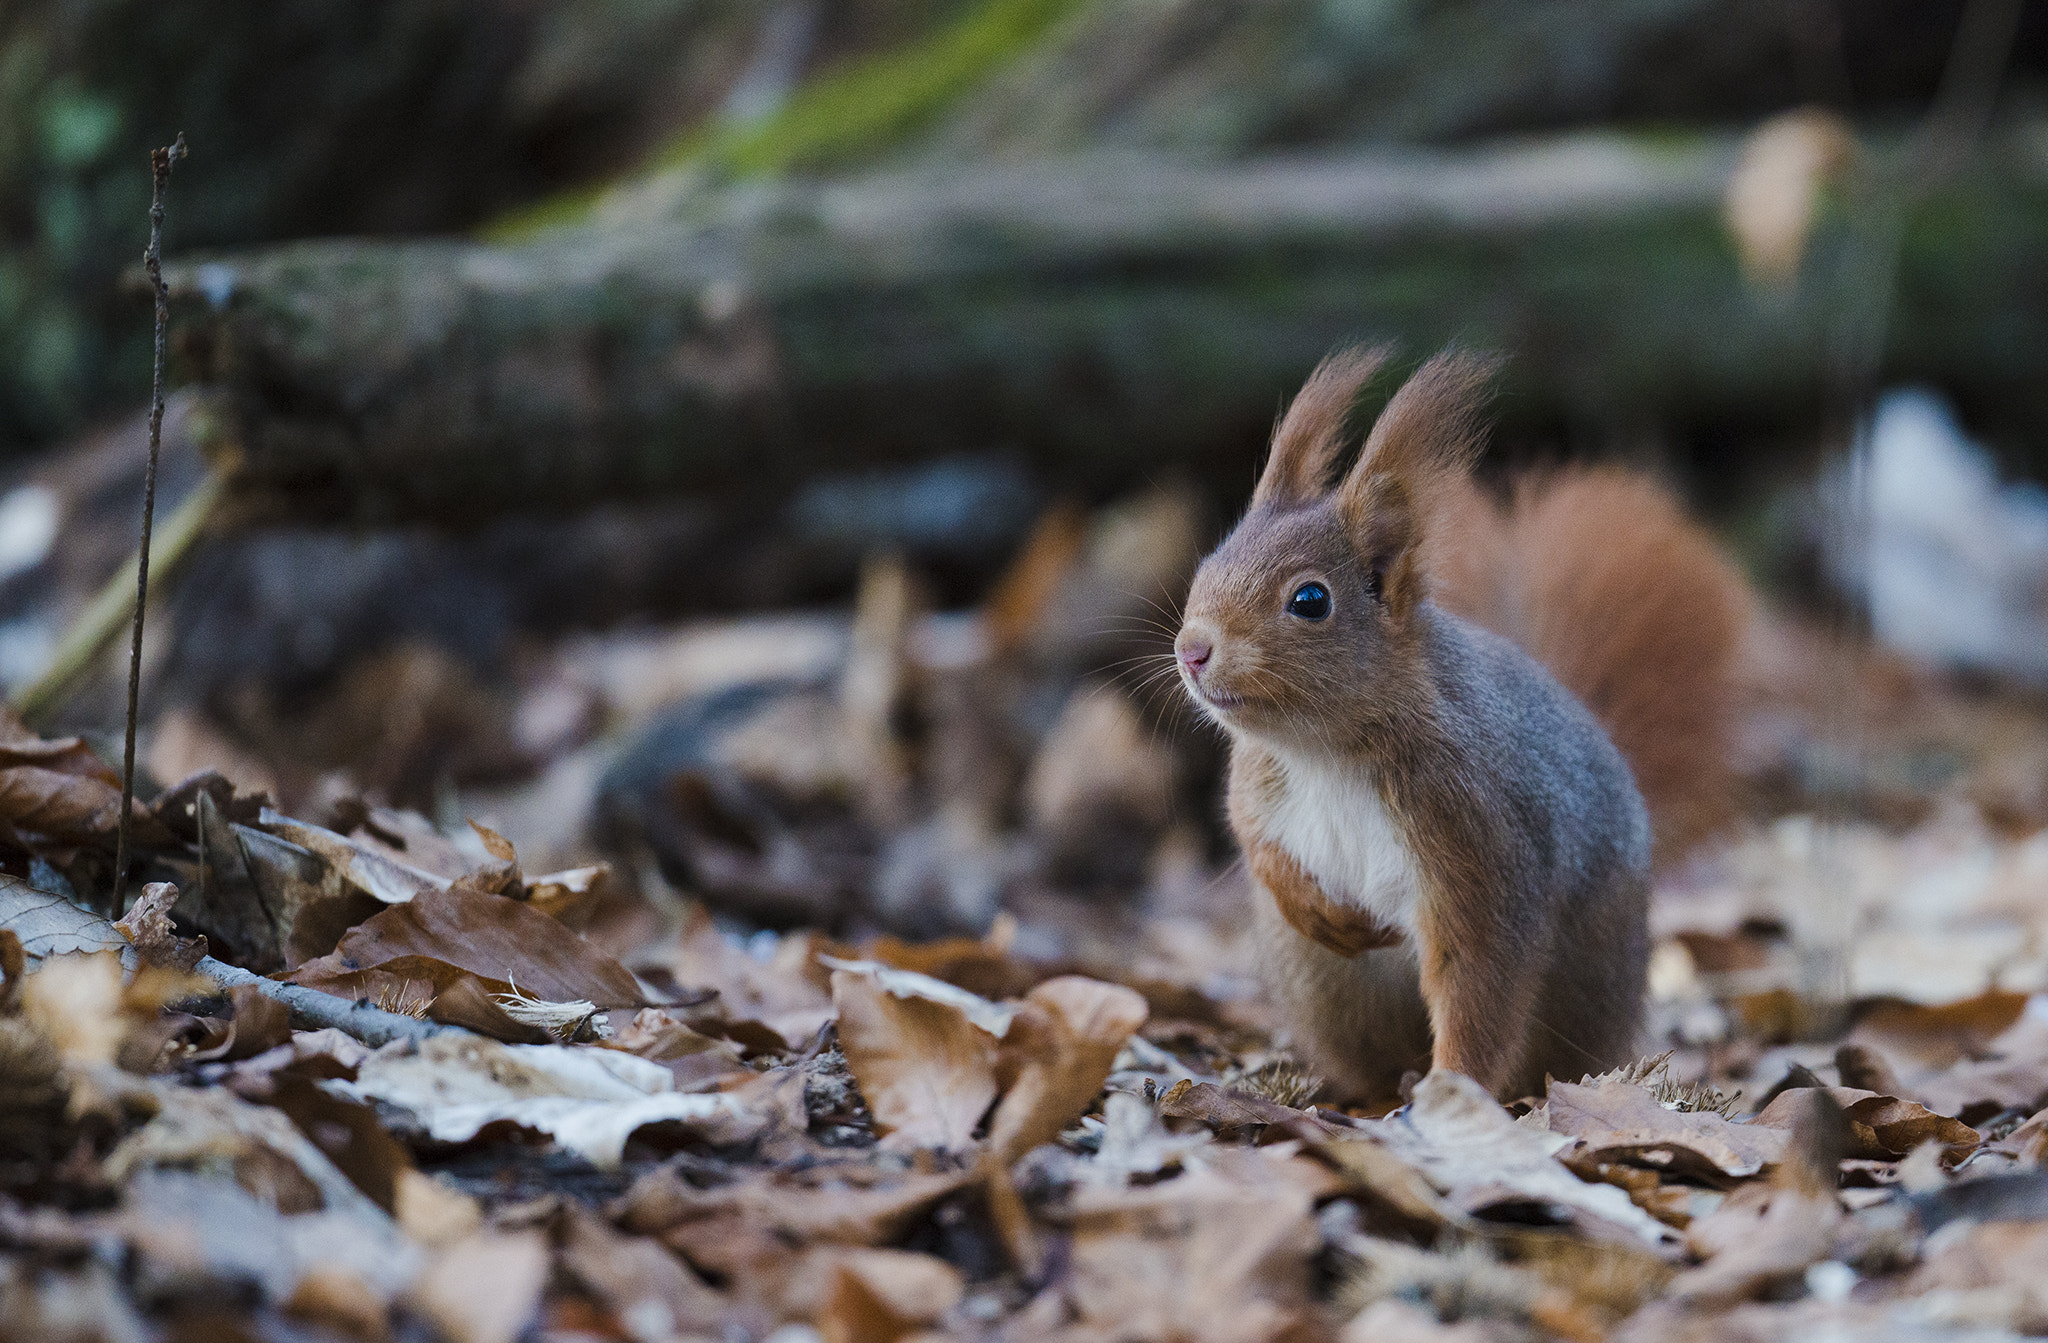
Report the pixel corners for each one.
[1753,1086,1979,1161]
[555,1203,727,1340]
[1156,1079,1332,1136]
[985,975,1149,1165]
[818,1248,965,1343]
[1052,1166,1319,1343]
[1533,1074,1789,1180]
[114,882,206,972]
[820,954,1021,1036]
[0,712,171,852]
[1904,1219,2048,1334]
[330,1034,765,1168]
[522,862,610,923]
[187,983,292,1063]
[287,884,644,1009]
[614,1160,976,1292]
[1358,1071,1680,1249]
[262,814,451,905]
[830,964,1001,1152]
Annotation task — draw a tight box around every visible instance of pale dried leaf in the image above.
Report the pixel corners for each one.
[831,966,999,1152]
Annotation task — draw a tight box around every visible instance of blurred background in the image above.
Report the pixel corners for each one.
[4,0,2048,1006]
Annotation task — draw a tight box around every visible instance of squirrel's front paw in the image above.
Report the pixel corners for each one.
[1249,842,1404,958]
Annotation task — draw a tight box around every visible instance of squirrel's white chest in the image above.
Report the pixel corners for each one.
[1261,749,1425,930]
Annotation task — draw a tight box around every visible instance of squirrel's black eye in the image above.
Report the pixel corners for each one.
[1287,582,1331,620]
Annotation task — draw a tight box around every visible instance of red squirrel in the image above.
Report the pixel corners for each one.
[1174,347,1749,1100]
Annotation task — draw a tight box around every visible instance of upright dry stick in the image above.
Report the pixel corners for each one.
[113,133,187,913]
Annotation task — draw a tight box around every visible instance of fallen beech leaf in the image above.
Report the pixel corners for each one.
[332,1034,764,1168]
[20,952,126,1066]
[831,966,999,1152]
[0,713,171,852]
[820,954,1021,1035]
[1671,1088,1845,1303]
[115,882,206,972]
[818,1248,964,1343]
[110,1082,396,1227]
[1753,1087,1979,1160]
[1054,1167,1318,1343]
[555,1203,726,1340]
[261,1075,412,1213]
[1849,991,2030,1073]
[615,1162,975,1280]
[1905,1218,2048,1332]
[406,1231,548,1343]
[604,1007,750,1088]
[1534,1075,1789,1180]
[262,814,451,905]
[188,983,292,1063]
[985,975,1149,1164]
[119,1168,421,1308]
[1906,999,2048,1120]
[1157,1079,1329,1135]
[522,863,610,923]
[0,879,126,966]
[288,884,643,1009]
[1670,1179,1839,1304]
[1358,1071,1679,1248]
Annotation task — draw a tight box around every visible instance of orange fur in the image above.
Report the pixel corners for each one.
[1431,469,1753,864]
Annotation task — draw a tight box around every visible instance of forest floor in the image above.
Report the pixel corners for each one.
[7,480,2048,1343]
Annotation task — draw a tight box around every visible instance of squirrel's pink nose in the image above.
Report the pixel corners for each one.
[1178,637,1212,676]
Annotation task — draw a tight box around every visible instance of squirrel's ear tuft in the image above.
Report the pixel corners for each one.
[1251,345,1390,509]
[1336,348,1501,618]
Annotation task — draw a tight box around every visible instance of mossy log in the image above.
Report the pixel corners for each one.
[170,129,2048,524]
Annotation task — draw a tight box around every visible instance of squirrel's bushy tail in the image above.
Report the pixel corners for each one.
[1432,467,1753,865]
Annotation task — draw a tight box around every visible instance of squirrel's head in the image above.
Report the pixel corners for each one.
[1175,346,1498,743]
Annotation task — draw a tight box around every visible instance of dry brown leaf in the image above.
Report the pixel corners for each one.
[1904,1219,2048,1333]
[406,1230,548,1343]
[1906,1000,2048,1121]
[817,1248,964,1343]
[332,1033,765,1168]
[0,879,126,966]
[1752,1086,1978,1161]
[290,953,559,1042]
[603,1006,751,1087]
[1053,1167,1319,1343]
[1670,1089,1844,1304]
[286,883,643,1009]
[0,712,171,852]
[1535,1075,1789,1180]
[615,1161,975,1281]
[187,983,292,1063]
[985,975,1149,1164]
[1156,1079,1330,1136]
[261,815,453,905]
[831,965,1000,1152]
[1359,1072,1680,1249]
[114,882,206,972]
[1669,1179,1839,1304]
[1849,991,2031,1073]
[522,863,610,924]
[20,952,127,1067]
[554,1202,727,1340]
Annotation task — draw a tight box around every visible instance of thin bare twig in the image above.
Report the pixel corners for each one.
[114,133,187,914]
[196,954,452,1047]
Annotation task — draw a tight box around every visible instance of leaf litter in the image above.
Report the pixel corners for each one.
[12,489,2048,1342]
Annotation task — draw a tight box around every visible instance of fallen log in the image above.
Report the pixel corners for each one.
[171,128,2048,525]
